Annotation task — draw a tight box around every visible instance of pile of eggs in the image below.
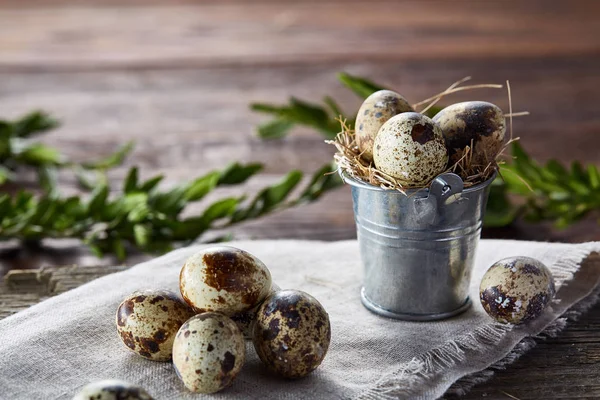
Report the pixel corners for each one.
[355,90,506,186]
[78,246,331,398]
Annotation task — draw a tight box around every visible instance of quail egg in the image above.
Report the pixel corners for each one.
[179,246,272,316]
[252,289,331,379]
[373,112,448,186]
[72,380,153,400]
[231,283,281,339]
[172,313,245,393]
[355,90,413,162]
[433,101,505,166]
[480,256,556,324]
[116,290,195,361]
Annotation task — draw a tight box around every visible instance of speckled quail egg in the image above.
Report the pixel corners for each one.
[172,312,245,393]
[373,112,448,186]
[252,289,331,379]
[355,90,414,162]
[480,256,556,324]
[72,380,153,400]
[116,290,195,361]
[179,246,272,316]
[231,283,281,339]
[433,101,505,166]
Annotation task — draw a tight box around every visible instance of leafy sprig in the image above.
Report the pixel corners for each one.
[0,111,133,192]
[0,160,339,259]
[497,142,600,228]
[251,72,600,229]
[0,112,341,259]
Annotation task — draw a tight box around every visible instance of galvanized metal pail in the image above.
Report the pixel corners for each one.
[342,171,496,321]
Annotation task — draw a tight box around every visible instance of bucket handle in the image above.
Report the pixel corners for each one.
[429,172,464,207]
[413,173,465,225]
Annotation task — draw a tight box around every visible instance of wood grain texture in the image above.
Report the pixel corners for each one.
[1,0,600,397]
[0,1,598,70]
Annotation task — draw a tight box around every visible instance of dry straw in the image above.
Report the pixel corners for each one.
[326,77,528,193]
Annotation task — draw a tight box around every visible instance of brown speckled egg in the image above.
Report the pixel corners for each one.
[231,283,281,339]
[480,257,556,324]
[116,290,195,361]
[373,112,448,186]
[179,246,272,316]
[355,90,413,162]
[252,289,331,379]
[433,101,505,166]
[72,380,154,400]
[172,313,245,393]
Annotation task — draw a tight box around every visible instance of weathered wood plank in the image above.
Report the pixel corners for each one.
[2,56,599,169]
[0,1,598,71]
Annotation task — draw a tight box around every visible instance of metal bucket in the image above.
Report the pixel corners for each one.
[342,171,496,321]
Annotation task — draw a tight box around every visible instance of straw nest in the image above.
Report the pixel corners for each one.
[327,77,526,193]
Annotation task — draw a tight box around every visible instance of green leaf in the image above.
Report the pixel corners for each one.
[298,162,343,202]
[74,167,100,191]
[13,191,35,210]
[545,159,569,181]
[38,166,58,194]
[250,103,283,114]
[218,163,263,185]
[0,165,13,185]
[184,172,220,201]
[83,141,134,169]
[139,175,164,192]
[288,98,335,132]
[172,198,240,241]
[150,186,188,214]
[571,161,587,184]
[323,96,344,118]
[0,195,11,217]
[498,165,532,196]
[88,244,104,258]
[251,99,339,138]
[232,170,303,222]
[14,143,63,165]
[88,185,109,214]
[483,178,518,227]
[201,197,239,225]
[422,105,444,119]
[587,164,600,189]
[257,119,295,139]
[133,224,150,247]
[510,141,542,182]
[60,196,85,218]
[123,193,149,215]
[171,216,207,241]
[11,111,59,138]
[337,72,385,99]
[127,205,149,223]
[123,167,139,193]
[111,238,126,260]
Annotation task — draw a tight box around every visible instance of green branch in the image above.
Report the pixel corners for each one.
[0,112,342,260]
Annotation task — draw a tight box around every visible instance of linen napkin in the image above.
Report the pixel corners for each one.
[0,239,599,400]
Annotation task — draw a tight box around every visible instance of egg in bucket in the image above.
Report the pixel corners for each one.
[329,80,518,321]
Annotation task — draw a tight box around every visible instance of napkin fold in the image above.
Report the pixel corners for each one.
[1,239,599,400]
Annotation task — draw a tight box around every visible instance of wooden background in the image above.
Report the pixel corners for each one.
[1,0,599,398]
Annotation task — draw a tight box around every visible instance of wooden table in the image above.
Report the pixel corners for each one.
[1,1,599,398]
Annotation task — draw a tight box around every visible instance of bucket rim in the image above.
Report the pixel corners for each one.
[339,168,497,194]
